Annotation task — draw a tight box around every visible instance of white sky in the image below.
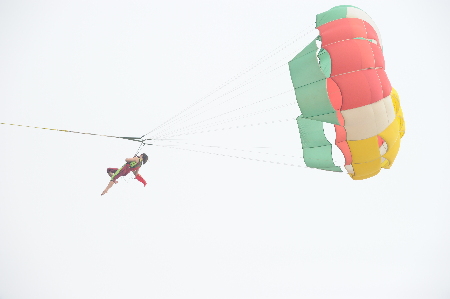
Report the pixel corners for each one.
[1,0,449,298]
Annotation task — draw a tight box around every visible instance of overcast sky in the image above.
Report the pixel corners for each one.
[1,0,449,298]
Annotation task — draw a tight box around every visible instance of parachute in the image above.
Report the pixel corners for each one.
[1,6,404,181]
[289,5,405,180]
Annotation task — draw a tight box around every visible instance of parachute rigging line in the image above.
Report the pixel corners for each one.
[152,89,297,139]
[152,139,302,159]
[141,25,315,139]
[151,65,295,139]
[155,117,298,139]
[153,101,297,139]
[134,141,146,156]
[152,143,346,174]
[149,41,315,139]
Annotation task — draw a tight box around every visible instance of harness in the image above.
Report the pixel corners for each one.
[128,158,142,169]
[110,158,143,181]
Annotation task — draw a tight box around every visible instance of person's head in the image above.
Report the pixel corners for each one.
[141,153,148,164]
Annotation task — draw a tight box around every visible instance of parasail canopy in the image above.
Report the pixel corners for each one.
[289,5,405,180]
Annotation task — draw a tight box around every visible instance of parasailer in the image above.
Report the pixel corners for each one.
[101,153,148,196]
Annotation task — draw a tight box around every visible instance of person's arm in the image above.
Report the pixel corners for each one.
[125,157,140,163]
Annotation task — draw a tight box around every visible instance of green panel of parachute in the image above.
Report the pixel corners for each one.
[288,24,342,172]
[315,5,359,27]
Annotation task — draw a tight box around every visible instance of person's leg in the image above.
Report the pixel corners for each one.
[101,180,115,195]
[101,165,130,195]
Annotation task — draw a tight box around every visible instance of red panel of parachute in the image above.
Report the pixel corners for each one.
[318,18,391,111]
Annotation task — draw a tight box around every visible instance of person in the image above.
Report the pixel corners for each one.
[101,153,148,196]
